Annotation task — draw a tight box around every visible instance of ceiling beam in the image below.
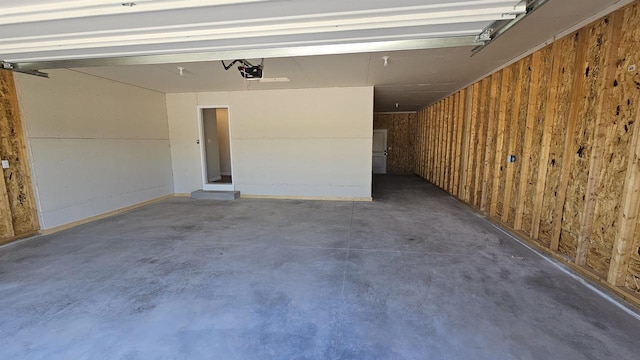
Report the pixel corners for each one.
[9,36,481,72]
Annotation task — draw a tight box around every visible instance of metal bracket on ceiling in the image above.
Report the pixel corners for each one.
[1,61,49,78]
[471,0,550,57]
[475,28,494,42]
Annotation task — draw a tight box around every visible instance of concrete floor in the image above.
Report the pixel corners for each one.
[1,175,639,359]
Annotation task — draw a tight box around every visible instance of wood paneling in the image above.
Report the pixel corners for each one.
[501,61,526,225]
[491,65,512,219]
[0,70,39,244]
[531,42,564,243]
[459,86,474,201]
[608,104,640,286]
[453,89,465,197]
[508,56,533,229]
[0,170,14,238]
[540,34,580,247]
[413,2,640,303]
[481,71,500,213]
[374,113,417,174]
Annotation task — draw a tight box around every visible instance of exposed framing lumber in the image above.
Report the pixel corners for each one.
[424,108,430,179]
[442,98,450,189]
[490,67,511,216]
[458,86,473,202]
[575,13,624,266]
[454,91,463,194]
[530,41,564,240]
[550,31,589,251]
[474,79,487,207]
[413,1,640,303]
[419,110,424,178]
[446,93,459,193]
[473,78,489,208]
[429,105,436,182]
[453,93,459,193]
[440,99,446,187]
[417,112,421,177]
[424,110,429,179]
[422,108,426,179]
[443,98,451,189]
[448,94,457,194]
[431,105,436,182]
[467,83,480,203]
[432,102,438,184]
[440,97,451,191]
[425,110,429,179]
[454,89,466,198]
[426,105,436,183]
[416,112,422,177]
[480,71,500,213]
[501,60,526,224]
[607,104,640,286]
[440,99,446,188]
[0,70,40,239]
[0,169,15,238]
[450,93,459,193]
[514,51,542,230]
[416,112,420,177]
[462,97,470,197]
[422,111,427,179]
[433,101,442,187]
[425,108,431,180]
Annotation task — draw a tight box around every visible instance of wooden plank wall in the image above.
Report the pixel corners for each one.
[414,2,640,303]
[374,113,417,174]
[0,70,40,244]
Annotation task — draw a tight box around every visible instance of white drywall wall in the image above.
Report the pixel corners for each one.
[166,87,373,198]
[15,69,173,230]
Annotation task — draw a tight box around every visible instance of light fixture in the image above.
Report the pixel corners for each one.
[259,77,290,83]
[382,56,390,67]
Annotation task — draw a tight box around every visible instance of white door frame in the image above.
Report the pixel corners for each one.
[197,105,235,191]
[372,129,388,174]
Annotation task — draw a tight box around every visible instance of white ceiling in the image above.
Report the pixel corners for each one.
[0,0,631,111]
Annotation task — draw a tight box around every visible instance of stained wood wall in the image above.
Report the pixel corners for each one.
[0,70,40,244]
[414,2,640,303]
[374,113,417,174]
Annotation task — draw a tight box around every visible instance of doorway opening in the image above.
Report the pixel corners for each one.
[372,129,387,174]
[200,107,233,191]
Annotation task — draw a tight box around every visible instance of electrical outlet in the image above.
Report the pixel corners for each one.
[1,160,9,169]
[508,155,516,163]
[629,64,637,72]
